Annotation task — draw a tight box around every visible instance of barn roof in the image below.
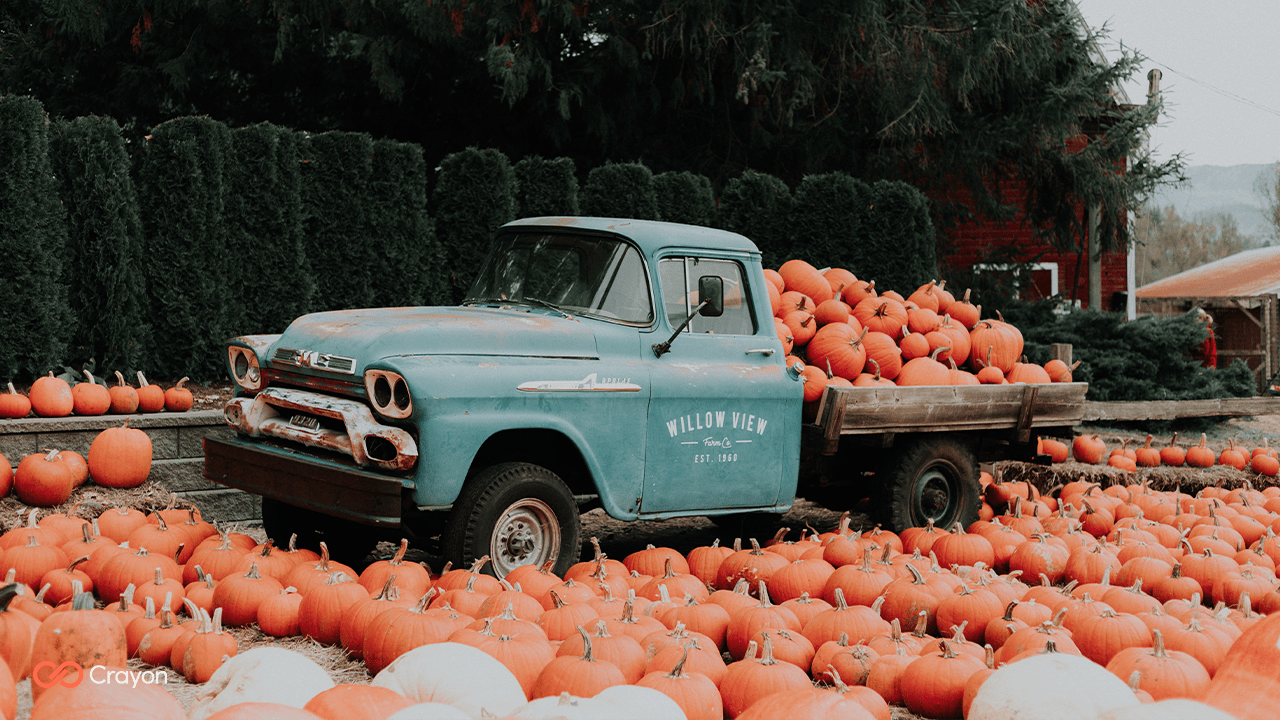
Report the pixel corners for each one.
[1136,245,1280,298]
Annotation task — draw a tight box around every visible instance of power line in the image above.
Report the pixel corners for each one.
[1148,60,1280,120]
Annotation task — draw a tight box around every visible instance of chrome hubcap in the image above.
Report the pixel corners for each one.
[490,498,560,576]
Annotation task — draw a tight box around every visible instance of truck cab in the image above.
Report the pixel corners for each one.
[205,217,803,574]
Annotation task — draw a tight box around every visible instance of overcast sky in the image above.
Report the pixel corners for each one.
[1073,0,1280,168]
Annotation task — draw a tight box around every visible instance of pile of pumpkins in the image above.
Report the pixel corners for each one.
[0,420,154,507]
[766,260,1073,412]
[8,486,1280,720]
[1034,433,1280,478]
[0,370,193,419]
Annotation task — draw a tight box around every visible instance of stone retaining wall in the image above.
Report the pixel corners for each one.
[0,411,260,523]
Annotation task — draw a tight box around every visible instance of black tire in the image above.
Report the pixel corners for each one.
[443,462,582,578]
[874,437,980,533]
[260,497,383,570]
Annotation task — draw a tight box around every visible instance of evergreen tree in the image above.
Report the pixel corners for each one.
[654,171,714,227]
[581,163,659,220]
[48,115,149,373]
[432,147,517,304]
[4,0,1181,270]
[0,95,72,381]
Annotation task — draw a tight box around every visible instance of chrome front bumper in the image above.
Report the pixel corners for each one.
[223,387,419,472]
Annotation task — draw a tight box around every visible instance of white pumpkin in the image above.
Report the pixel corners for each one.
[386,702,474,720]
[517,693,616,720]
[371,642,526,720]
[593,685,688,720]
[187,647,335,720]
[1095,698,1239,720]
[969,653,1139,720]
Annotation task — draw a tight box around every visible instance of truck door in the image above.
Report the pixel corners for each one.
[641,254,799,514]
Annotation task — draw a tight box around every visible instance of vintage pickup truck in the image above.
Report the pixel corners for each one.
[204,217,1088,573]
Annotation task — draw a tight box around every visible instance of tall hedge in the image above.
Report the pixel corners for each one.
[718,170,795,267]
[299,131,376,312]
[514,155,579,218]
[433,147,517,304]
[369,139,439,307]
[654,171,715,227]
[580,162,659,220]
[135,116,233,380]
[225,122,310,335]
[48,114,147,373]
[0,96,72,381]
[862,180,937,293]
[789,173,872,276]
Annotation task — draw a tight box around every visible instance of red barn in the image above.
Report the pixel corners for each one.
[934,16,1153,320]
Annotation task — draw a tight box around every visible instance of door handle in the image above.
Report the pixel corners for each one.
[745,348,776,356]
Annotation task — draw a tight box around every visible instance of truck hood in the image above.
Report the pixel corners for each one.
[273,306,600,367]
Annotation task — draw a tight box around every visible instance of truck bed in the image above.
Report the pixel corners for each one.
[804,382,1089,454]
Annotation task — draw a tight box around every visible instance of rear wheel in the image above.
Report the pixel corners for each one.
[260,497,383,570]
[443,462,582,578]
[875,437,980,532]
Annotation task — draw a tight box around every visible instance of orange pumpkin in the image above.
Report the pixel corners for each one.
[164,377,194,412]
[108,371,140,414]
[135,371,165,413]
[70,370,111,416]
[0,383,30,419]
[87,419,153,488]
[29,373,73,418]
[13,451,76,507]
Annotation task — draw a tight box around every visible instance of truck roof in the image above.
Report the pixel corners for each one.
[502,216,761,256]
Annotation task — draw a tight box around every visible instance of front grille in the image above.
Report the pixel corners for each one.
[264,368,365,400]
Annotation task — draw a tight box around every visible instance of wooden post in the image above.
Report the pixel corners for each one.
[1050,344,1073,364]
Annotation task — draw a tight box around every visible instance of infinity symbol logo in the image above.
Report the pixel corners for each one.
[32,661,84,689]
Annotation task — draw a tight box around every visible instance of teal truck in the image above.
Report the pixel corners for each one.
[204,217,1087,573]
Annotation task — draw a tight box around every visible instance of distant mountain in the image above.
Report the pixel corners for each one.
[1145,163,1278,241]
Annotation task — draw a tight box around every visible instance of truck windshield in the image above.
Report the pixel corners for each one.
[465,232,654,325]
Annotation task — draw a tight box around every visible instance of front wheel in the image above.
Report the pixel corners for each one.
[443,462,582,578]
[874,437,980,532]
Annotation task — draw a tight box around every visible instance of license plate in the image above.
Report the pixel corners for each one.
[289,414,321,432]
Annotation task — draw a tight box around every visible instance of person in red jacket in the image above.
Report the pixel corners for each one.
[1196,308,1217,369]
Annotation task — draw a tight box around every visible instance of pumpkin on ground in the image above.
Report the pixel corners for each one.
[371,642,527,719]
[87,419,154,488]
[186,647,335,720]
[969,651,1139,720]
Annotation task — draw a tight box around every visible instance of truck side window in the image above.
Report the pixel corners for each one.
[659,257,756,335]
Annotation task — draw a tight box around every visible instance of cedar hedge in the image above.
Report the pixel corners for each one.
[14,99,1238,408]
[301,131,377,313]
[0,96,73,381]
[48,115,148,373]
[134,116,233,381]
[515,155,579,218]
[432,147,517,304]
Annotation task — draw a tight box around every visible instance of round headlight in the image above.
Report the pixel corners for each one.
[228,347,263,392]
[365,369,413,419]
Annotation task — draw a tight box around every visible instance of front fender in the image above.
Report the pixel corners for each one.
[412,410,643,520]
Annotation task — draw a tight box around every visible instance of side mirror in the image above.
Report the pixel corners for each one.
[698,276,724,317]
